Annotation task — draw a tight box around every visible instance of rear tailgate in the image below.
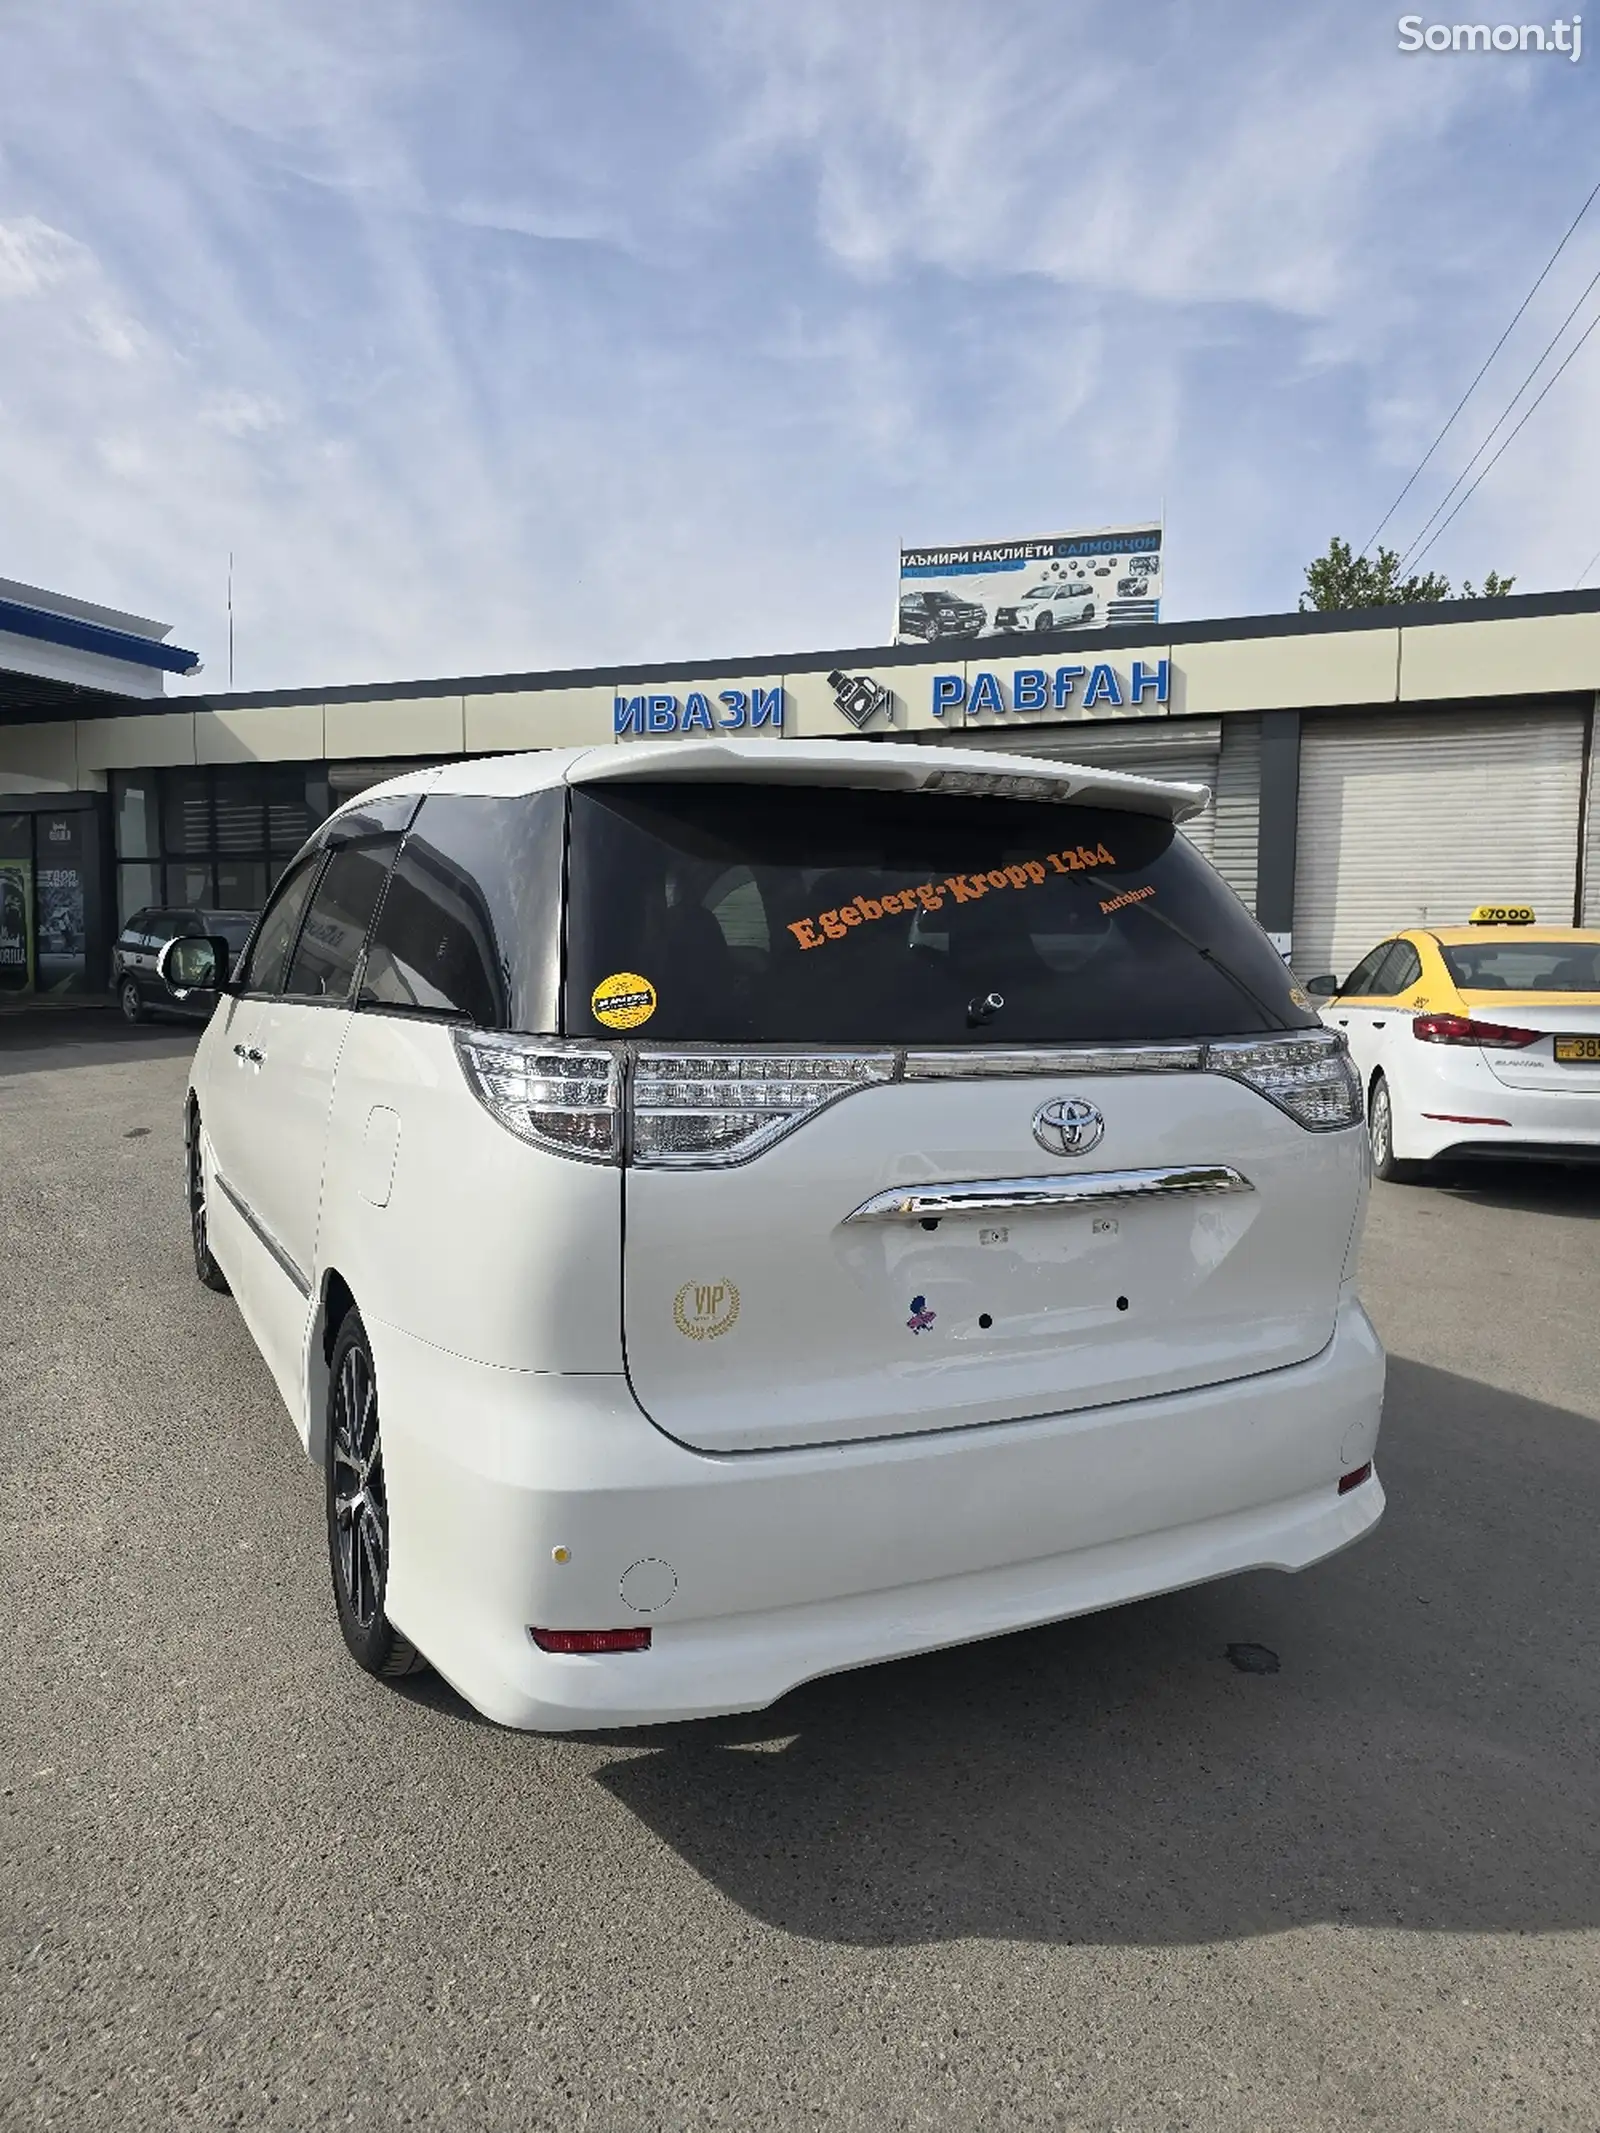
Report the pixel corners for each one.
[622,1065,1363,1452]
[560,765,1359,1456]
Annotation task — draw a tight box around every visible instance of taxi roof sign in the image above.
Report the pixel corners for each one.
[1469,904,1536,925]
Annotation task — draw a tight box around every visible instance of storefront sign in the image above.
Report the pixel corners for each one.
[613,687,785,735]
[898,523,1163,643]
[930,660,1170,719]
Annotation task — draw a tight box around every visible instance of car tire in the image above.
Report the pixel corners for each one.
[1033,611,1054,631]
[185,1103,231,1293]
[325,1310,428,1683]
[1368,1072,1426,1184]
[119,978,145,1024]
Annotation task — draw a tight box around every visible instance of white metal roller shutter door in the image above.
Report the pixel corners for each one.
[1293,709,1586,980]
[1582,711,1600,925]
[941,720,1221,859]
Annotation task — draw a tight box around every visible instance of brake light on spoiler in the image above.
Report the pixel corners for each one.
[1412,1013,1540,1049]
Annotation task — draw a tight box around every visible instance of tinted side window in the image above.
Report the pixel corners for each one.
[1384,942,1423,992]
[358,791,563,1030]
[1341,944,1393,994]
[1368,942,1416,997]
[235,855,322,995]
[284,838,400,1002]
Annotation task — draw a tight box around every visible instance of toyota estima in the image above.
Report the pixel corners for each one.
[166,738,1385,1730]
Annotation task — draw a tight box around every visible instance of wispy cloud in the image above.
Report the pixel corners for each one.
[0,0,1595,691]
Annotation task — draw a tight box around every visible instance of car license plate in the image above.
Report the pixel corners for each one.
[1553,1036,1600,1062]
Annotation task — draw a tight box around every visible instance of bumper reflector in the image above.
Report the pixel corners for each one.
[529,1627,652,1654]
[1338,1462,1373,1495]
[1421,1113,1512,1126]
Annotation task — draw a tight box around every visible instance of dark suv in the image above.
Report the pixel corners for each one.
[898,588,986,641]
[113,907,258,1023]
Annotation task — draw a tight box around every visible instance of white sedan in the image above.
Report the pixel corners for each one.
[1304,912,1600,1180]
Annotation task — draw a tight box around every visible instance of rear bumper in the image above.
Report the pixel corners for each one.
[1390,1053,1600,1161]
[371,1295,1386,1731]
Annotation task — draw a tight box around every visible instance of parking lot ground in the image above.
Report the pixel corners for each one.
[3,1022,1598,2131]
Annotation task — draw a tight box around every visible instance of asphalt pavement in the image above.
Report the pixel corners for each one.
[3,1016,1597,2130]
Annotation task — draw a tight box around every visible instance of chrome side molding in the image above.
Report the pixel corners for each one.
[842,1165,1253,1224]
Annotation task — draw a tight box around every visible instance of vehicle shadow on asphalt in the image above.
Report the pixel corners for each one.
[588,1354,1600,1945]
[0,1011,197,1079]
[1423,1161,1600,1219]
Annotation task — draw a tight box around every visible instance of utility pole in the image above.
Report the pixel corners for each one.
[228,552,235,690]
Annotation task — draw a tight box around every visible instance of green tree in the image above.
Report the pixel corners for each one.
[1300,536,1516,611]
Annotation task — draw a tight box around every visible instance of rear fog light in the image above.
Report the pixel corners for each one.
[529,1627,652,1654]
[1338,1463,1373,1495]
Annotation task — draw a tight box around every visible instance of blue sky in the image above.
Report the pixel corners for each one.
[1,0,1596,690]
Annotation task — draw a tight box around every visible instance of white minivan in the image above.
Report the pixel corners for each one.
[165,737,1386,1730]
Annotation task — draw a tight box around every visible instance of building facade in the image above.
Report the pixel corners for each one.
[2,584,1599,999]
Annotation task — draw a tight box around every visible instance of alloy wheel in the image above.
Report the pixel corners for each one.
[1369,1080,1391,1168]
[187,1124,208,1266]
[330,1342,388,1631]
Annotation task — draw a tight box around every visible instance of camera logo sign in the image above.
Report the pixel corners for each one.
[828,670,895,730]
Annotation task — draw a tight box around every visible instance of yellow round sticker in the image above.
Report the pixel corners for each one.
[591,971,657,1030]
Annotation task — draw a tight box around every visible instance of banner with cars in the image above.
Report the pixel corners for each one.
[897,525,1162,645]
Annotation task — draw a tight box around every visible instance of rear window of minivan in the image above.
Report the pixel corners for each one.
[563,781,1312,1045]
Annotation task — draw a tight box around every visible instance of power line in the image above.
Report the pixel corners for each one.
[1406,301,1600,575]
[1575,542,1600,588]
[1396,257,1600,575]
[1360,172,1600,558]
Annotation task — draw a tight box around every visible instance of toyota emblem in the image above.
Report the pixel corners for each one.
[1032,1096,1106,1158]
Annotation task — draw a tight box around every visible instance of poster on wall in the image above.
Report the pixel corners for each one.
[0,858,33,993]
[897,524,1162,644]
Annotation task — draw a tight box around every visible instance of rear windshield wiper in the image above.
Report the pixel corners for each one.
[1082,871,1296,1033]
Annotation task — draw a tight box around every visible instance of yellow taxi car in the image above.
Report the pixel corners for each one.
[1303,908,1600,1180]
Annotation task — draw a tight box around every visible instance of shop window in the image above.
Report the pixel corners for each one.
[119,862,160,926]
[214,858,269,912]
[0,812,31,995]
[166,861,214,907]
[112,774,160,860]
[112,765,327,925]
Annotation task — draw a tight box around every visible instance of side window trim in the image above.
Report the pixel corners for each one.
[281,834,403,1006]
[1367,941,1412,999]
[1340,942,1393,997]
[236,852,329,999]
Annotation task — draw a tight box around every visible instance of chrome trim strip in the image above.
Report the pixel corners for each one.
[213,1169,312,1298]
[905,1044,1204,1079]
[842,1164,1253,1223]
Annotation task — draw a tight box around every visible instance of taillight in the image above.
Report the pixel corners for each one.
[1412,1014,1539,1049]
[454,1036,894,1168]
[632,1050,896,1167]
[1205,1028,1363,1130]
[454,1034,622,1160]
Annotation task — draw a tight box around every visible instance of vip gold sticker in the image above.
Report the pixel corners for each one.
[673,1279,740,1341]
[591,971,657,1029]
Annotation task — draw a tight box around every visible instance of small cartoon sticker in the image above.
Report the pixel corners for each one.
[592,971,657,1030]
[674,1279,740,1341]
[1288,983,1314,1011]
[907,1294,937,1335]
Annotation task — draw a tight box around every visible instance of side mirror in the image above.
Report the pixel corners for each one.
[158,934,233,998]
[1302,974,1340,998]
